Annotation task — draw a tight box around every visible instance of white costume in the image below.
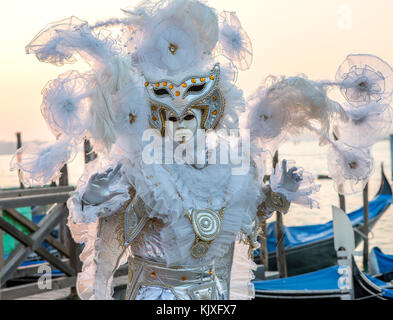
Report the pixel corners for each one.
[11,0,393,300]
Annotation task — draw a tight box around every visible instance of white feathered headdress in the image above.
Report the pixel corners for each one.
[13,0,255,186]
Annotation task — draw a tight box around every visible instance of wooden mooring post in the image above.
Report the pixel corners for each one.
[337,183,346,212]
[58,164,82,300]
[339,194,346,212]
[16,132,24,190]
[0,226,4,271]
[273,151,287,278]
[390,135,393,180]
[335,132,346,212]
[258,217,268,271]
[362,183,369,273]
[84,139,97,164]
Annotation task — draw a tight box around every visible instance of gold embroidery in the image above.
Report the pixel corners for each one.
[191,105,209,129]
[125,196,150,244]
[114,187,136,248]
[130,218,165,255]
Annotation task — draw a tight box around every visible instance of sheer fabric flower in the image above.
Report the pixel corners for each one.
[10,139,75,186]
[327,141,374,194]
[25,16,87,66]
[218,11,253,71]
[41,70,92,138]
[128,0,219,75]
[247,88,291,141]
[336,54,393,106]
[333,102,393,148]
[25,16,119,68]
[137,20,201,74]
[247,76,346,147]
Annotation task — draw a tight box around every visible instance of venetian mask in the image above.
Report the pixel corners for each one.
[144,63,225,137]
[164,108,202,144]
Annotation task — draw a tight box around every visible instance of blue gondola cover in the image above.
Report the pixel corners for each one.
[265,194,393,252]
[370,246,393,274]
[254,265,393,298]
[253,266,340,291]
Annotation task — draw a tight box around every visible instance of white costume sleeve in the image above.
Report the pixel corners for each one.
[67,211,129,300]
[66,161,132,299]
[229,238,257,300]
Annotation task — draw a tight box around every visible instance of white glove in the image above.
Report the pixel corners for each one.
[277,159,303,193]
[270,159,320,210]
[82,163,123,206]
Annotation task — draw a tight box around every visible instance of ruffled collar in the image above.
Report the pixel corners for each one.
[121,154,261,265]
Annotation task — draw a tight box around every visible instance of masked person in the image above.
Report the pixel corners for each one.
[14,0,393,300]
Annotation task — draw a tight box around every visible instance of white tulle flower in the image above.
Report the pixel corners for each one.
[247,76,346,147]
[327,141,374,194]
[25,16,120,67]
[25,16,87,66]
[129,0,219,75]
[41,70,92,138]
[336,54,393,106]
[218,11,253,71]
[113,77,150,143]
[139,21,200,74]
[10,139,75,186]
[247,89,290,141]
[334,102,393,148]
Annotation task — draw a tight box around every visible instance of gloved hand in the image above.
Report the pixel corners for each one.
[82,163,123,206]
[278,159,303,193]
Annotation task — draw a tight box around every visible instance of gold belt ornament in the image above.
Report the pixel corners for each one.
[186,207,225,259]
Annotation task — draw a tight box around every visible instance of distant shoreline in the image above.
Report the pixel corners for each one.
[1,136,391,155]
[0,140,47,155]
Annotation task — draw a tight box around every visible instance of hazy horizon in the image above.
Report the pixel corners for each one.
[1,0,393,142]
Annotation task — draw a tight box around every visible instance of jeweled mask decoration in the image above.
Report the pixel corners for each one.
[144,63,225,136]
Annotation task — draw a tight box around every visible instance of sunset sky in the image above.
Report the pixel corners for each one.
[1,0,393,143]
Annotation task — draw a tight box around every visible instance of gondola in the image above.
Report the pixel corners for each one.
[351,256,393,300]
[255,165,393,276]
[253,257,393,301]
[253,265,344,300]
[369,246,393,282]
[253,204,393,301]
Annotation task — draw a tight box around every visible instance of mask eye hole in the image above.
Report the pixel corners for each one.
[183,114,195,121]
[153,88,170,96]
[168,116,178,122]
[186,84,206,94]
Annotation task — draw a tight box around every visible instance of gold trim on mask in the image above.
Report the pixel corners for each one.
[145,64,225,135]
[159,108,166,136]
[190,105,209,130]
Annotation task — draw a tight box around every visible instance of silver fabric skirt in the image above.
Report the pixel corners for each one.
[125,256,227,300]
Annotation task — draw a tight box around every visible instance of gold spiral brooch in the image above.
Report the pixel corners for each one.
[186,207,225,259]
